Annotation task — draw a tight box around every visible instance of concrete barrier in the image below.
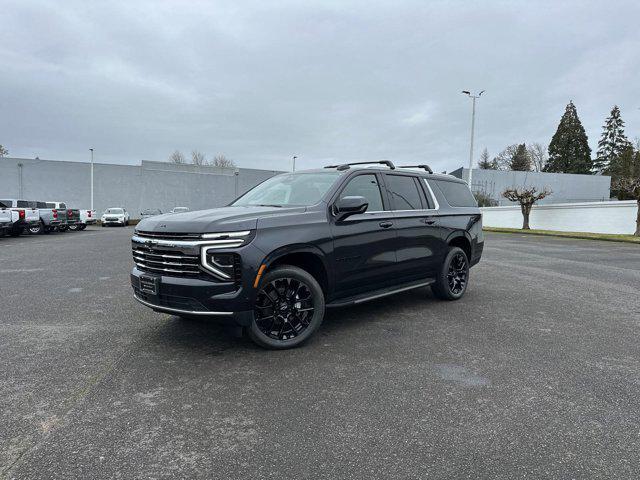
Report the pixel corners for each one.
[481,200,639,235]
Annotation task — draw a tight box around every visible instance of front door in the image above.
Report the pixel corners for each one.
[330,173,397,298]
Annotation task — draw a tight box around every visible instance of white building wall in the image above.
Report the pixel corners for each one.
[481,201,638,235]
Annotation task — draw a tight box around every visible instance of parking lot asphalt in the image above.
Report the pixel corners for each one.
[1,227,640,479]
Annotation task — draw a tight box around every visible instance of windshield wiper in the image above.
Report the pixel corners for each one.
[254,204,283,207]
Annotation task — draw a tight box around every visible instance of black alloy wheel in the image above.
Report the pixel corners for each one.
[249,265,325,349]
[431,246,470,301]
[447,251,468,295]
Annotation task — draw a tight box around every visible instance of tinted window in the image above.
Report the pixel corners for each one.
[36,202,47,208]
[46,202,55,208]
[430,180,477,207]
[16,200,29,208]
[385,175,423,210]
[59,203,67,209]
[340,174,384,211]
[0,200,9,208]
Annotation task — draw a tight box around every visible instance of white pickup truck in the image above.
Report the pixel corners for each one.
[69,210,97,230]
[0,199,40,237]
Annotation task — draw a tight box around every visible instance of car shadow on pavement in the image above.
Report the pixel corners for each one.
[144,287,438,352]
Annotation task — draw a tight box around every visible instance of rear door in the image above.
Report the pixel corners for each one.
[329,172,397,298]
[382,173,446,281]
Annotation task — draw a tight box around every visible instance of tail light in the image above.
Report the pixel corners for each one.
[68,209,73,217]
[18,209,25,220]
[53,209,58,219]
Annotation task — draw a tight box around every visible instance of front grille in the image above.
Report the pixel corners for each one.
[133,245,201,276]
[136,230,202,241]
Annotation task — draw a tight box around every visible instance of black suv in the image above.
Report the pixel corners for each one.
[131,161,483,349]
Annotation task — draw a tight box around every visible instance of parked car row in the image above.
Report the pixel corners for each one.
[0,198,96,237]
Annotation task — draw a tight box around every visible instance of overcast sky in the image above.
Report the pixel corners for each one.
[1,0,639,172]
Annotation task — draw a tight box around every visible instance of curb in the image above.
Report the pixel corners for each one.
[483,228,640,244]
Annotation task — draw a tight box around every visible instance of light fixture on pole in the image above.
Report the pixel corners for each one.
[89,148,94,211]
[461,90,484,188]
[292,155,298,172]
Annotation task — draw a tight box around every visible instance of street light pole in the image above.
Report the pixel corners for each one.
[461,90,484,188]
[89,148,94,211]
[292,155,297,172]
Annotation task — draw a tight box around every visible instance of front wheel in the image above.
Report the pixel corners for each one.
[431,246,470,301]
[248,265,325,349]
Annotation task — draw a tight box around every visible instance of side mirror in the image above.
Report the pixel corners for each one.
[334,196,368,220]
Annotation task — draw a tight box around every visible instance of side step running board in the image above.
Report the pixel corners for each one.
[326,279,434,308]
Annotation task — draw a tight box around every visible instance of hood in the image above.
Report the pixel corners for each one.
[136,205,306,234]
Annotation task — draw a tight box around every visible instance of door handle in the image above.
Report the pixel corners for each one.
[379,221,393,229]
[423,218,437,225]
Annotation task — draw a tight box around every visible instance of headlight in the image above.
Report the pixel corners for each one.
[200,231,252,280]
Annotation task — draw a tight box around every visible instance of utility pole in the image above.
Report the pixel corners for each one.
[89,148,94,210]
[461,90,484,188]
[292,155,297,172]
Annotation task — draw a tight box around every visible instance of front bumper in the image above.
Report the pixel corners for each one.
[130,267,254,326]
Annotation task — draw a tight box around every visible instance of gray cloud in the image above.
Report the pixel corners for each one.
[1,0,639,172]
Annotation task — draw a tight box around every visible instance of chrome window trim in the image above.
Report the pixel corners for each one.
[421,178,441,210]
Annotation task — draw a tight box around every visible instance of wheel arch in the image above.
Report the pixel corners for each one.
[259,245,331,296]
[445,231,472,261]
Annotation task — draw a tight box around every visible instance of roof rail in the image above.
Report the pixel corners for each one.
[398,164,433,174]
[324,160,395,171]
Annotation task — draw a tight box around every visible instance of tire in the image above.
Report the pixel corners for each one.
[248,265,325,349]
[101,223,105,227]
[28,221,44,235]
[68,224,78,231]
[431,246,470,301]
[124,220,129,226]
[58,225,68,232]
[79,224,86,230]
[9,226,23,237]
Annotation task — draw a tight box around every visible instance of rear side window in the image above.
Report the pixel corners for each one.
[17,200,29,208]
[430,180,477,207]
[385,175,423,210]
[0,200,9,208]
[340,174,384,211]
[46,203,55,208]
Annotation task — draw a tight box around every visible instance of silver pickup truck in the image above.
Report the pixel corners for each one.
[0,199,40,237]
[26,201,63,234]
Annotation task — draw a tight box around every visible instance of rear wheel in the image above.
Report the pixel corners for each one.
[58,225,68,232]
[28,221,44,235]
[248,265,325,349]
[68,224,79,231]
[78,224,86,230]
[431,246,470,301]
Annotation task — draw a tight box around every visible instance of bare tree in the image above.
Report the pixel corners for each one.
[493,144,519,170]
[0,144,8,157]
[613,177,640,236]
[168,150,185,164]
[528,143,548,172]
[212,154,235,168]
[502,186,552,230]
[191,150,206,166]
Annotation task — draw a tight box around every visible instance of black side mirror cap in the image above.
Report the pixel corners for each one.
[334,196,368,220]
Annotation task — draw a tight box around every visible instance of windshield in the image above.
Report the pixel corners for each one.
[232,172,341,207]
[105,208,123,214]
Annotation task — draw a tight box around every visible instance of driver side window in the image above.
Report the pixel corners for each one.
[340,174,384,212]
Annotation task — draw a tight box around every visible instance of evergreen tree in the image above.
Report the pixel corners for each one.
[478,148,497,169]
[544,101,592,174]
[510,143,531,171]
[593,105,631,174]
